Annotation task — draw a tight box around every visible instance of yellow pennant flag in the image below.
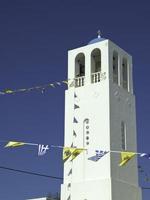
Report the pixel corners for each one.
[62,80,69,85]
[119,151,136,167]
[68,80,75,88]
[5,141,25,148]
[71,148,84,161]
[63,147,75,162]
[4,89,14,94]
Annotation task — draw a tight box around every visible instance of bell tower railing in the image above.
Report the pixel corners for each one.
[75,76,85,87]
[74,72,106,87]
[91,71,101,83]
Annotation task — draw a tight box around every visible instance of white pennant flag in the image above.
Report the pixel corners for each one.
[38,144,49,156]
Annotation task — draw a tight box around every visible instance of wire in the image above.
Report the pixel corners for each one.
[1,165,150,190]
[0,166,63,180]
[142,187,150,190]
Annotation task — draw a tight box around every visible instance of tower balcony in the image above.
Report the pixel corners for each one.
[75,76,85,87]
[74,72,106,87]
[91,71,101,83]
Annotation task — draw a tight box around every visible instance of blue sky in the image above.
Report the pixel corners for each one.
[0,0,150,199]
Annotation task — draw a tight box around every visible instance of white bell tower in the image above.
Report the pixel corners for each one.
[61,33,142,200]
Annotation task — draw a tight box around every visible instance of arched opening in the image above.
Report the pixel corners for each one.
[75,53,85,77]
[91,48,101,83]
[75,53,85,87]
[113,51,118,84]
[122,58,128,90]
[121,121,127,150]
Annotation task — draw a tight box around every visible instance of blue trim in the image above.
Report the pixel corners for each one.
[88,37,106,45]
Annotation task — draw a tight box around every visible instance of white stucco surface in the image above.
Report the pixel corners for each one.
[61,39,142,200]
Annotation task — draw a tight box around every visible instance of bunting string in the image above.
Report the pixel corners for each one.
[0,139,150,166]
[0,139,147,155]
[0,79,74,96]
[0,72,107,96]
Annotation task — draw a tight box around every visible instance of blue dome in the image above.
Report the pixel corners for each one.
[88,37,106,45]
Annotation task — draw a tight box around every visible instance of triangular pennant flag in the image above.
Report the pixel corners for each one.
[67,183,71,188]
[4,89,14,94]
[63,147,75,162]
[71,148,84,161]
[56,82,61,86]
[49,83,55,88]
[62,80,68,85]
[140,153,150,159]
[70,143,74,147]
[73,130,77,137]
[119,151,136,167]
[68,80,74,87]
[73,117,78,123]
[67,195,71,200]
[40,88,46,94]
[0,91,5,95]
[95,150,109,161]
[38,144,49,156]
[5,141,25,148]
[35,86,42,90]
[88,150,109,162]
[18,88,27,92]
[88,155,97,162]
[68,169,72,176]
[74,104,80,109]
[27,87,34,91]
[74,93,77,98]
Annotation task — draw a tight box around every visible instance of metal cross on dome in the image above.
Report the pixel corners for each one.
[97,30,102,38]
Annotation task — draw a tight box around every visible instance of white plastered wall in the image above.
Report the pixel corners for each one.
[61,40,142,200]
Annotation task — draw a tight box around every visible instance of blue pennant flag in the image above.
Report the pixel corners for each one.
[74,104,80,109]
[73,117,78,123]
[88,150,109,162]
[95,150,109,161]
[140,153,150,159]
[38,144,49,156]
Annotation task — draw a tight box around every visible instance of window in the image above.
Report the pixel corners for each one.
[121,121,127,150]
[122,58,128,90]
[91,48,101,73]
[91,48,101,83]
[75,53,85,87]
[113,51,118,84]
[75,53,85,77]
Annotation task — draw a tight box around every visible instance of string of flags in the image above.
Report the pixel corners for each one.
[1,140,150,167]
[65,88,78,200]
[0,72,107,96]
[0,79,74,96]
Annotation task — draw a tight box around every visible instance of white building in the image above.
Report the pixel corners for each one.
[61,34,142,200]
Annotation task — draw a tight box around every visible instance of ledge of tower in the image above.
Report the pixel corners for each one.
[88,37,106,45]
